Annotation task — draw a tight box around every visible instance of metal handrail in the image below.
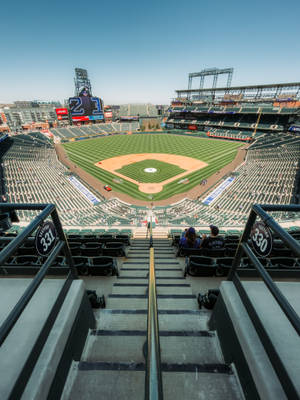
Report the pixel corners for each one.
[227,203,300,398]
[145,217,163,400]
[228,204,300,335]
[0,203,77,346]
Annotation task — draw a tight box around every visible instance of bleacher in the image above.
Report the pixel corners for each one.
[51,122,140,140]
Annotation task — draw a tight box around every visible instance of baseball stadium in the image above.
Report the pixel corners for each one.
[0,68,300,400]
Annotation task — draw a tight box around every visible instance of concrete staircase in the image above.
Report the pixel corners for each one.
[133,228,169,239]
[62,239,243,399]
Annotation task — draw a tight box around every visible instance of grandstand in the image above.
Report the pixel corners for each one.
[0,105,300,400]
[165,104,299,142]
[118,103,158,118]
[0,128,299,230]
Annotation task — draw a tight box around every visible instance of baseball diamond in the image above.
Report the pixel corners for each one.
[62,133,243,201]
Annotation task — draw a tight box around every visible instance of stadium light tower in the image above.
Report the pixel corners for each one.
[74,68,92,96]
[187,68,234,99]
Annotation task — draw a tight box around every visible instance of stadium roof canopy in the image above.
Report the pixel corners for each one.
[176,82,300,100]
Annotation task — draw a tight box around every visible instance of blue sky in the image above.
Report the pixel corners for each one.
[1,0,299,104]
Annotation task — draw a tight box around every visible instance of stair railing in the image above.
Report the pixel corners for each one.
[228,203,300,399]
[0,203,77,398]
[145,217,163,399]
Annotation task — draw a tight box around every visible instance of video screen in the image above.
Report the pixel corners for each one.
[69,87,104,121]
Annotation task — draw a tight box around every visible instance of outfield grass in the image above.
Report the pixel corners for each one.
[116,159,185,183]
[62,134,243,200]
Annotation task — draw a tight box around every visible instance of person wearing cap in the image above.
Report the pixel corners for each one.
[179,227,201,248]
[200,225,224,249]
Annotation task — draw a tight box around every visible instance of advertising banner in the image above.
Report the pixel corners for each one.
[69,176,100,205]
[202,177,235,205]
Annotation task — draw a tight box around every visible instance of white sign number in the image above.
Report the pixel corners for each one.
[251,222,272,257]
[252,228,268,253]
[35,222,57,256]
[40,230,56,253]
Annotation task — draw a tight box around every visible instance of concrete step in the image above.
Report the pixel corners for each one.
[121,264,181,270]
[106,297,197,310]
[160,334,222,364]
[82,331,222,365]
[82,334,146,363]
[119,270,183,278]
[61,366,145,400]
[62,364,242,400]
[162,371,243,400]
[123,262,180,266]
[95,310,148,331]
[125,257,176,261]
[106,297,147,310]
[156,270,183,278]
[116,277,186,284]
[129,248,174,252]
[94,310,210,332]
[111,285,192,296]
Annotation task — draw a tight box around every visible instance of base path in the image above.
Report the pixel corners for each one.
[94,153,207,193]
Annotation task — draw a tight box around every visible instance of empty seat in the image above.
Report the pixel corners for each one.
[89,256,118,276]
[177,247,202,257]
[202,248,226,258]
[14,255,40,266]
[225,247,237,257]
[270,247,293,257]
[241,257,270,269]
[102,242,127,257]
[184,256,216,277]
[115,234,131,245]
[67,235,82,240]
[269,257,299,269]
[81,244,102,257]
[50,256,66,267]
[99,234,113,240]
[216,257,234,276]
[17,246,37,256]
[72,256,90,275]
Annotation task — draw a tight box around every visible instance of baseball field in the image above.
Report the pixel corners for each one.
[62,133,243,201]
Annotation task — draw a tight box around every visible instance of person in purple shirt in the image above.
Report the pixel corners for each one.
[179,227,201,248]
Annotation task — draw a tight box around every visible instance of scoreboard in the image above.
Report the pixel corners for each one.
[68,96,104,122]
